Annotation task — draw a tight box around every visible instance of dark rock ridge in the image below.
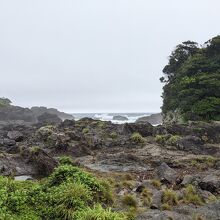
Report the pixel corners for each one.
[37,112,62,125]
[136,113,162,125]
[0,104,74,124]
[0,105,37,122]
[31,106,74,120]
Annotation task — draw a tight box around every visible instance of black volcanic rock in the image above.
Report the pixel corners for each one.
[136,113,162,125]
[37,112,62,125]
[113,115,128,121]
[123,122,154,137]
[7,131,24,142]
[0,106,36,122]
[31,106,74,121]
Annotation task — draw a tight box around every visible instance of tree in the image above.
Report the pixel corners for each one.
[0,97,12,107]
[161,36,220,121]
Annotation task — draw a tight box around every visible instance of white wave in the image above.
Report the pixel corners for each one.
[72,113,157,124]
[93,113,150,124]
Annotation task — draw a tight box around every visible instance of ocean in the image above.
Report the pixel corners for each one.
[71,113,154,124]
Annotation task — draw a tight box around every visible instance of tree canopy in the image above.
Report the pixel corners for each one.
[161,36,220,121]
[0,97,12,107]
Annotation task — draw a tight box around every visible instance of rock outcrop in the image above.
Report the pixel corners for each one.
[113,115,128,121]
[136,113,162,125]
[31,106,74,120]
[37,112,62,125]
[0,106,36,122]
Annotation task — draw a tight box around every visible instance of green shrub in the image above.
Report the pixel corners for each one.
[155,135,181,146]
[59,156,75,165]
[0,165,122,219]
[155,135,169,144]
[130,132,145,144]
[110,132,118,139]
[82,128,89,134]
[166,135,181,145]
[97,121,107,129]
[36,125,56,141]
[51,182,92,219]
[46,165,102,190]
[0,97,11,107]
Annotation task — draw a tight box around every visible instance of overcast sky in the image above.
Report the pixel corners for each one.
[0,0,219,113]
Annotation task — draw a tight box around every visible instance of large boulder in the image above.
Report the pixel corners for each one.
[7,131,24,142]
[157,162,178,184]
[23,147,58,176]
[177,135,203,151]
[199,174,220,194]
[59,119,75,128]
[156,122,220,144]
[123,122,154,137]
[181,175,195,186]
[113,115,128,121]
[136,113,162,125]
[151,190,163,209]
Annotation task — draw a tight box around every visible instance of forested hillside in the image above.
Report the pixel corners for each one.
[161,36,220,122]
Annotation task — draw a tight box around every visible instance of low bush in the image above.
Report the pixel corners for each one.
[0,164,122,220]
[110,132,118,139]
[166,135,181,145]
[155,134,169,144]
[155,134,181,146]
[82,128,89,134]
[130,132,145,144]
[58,156,75,165]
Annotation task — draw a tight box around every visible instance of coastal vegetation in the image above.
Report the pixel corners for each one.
[161,36,220,122]
[0,164,125,220]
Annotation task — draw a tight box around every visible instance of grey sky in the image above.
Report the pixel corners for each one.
[0,0,219,113]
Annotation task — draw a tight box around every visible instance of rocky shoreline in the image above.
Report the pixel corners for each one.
[0,113,220,219]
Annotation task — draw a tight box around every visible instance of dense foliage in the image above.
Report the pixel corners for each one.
[0,164,126,220]
[0,97,11,107]
[161,36,220,121]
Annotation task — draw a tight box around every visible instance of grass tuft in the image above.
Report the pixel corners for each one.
[122,195,137,208]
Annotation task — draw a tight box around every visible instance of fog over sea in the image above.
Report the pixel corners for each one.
[71,113,154,124]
